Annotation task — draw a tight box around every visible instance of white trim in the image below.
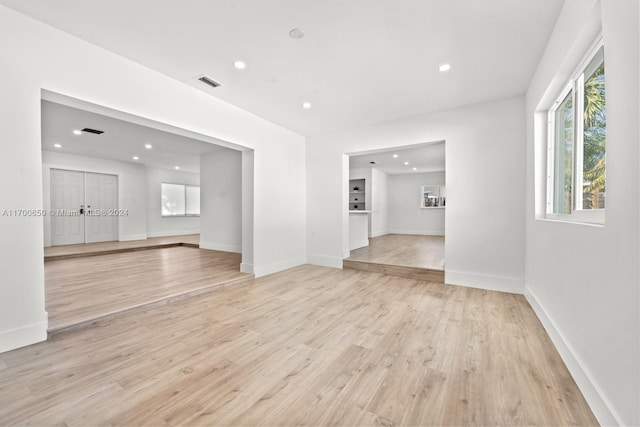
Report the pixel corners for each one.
[240,263,254,274]
[545,209,605,226]
[388,228,445,236]
[146,230,199,238]
[0,317,48,354]
[524,286,620,426]
[369,230,390,238]
[253,256,307,278]
[445,270,524,294]
[199,241,241,253]
[351,238,369,250]
[119,234,148,242]
[307,254,343,268]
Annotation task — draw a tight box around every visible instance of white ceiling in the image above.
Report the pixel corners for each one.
[350,141,445,175]
[1,0,563,137]
[41,100,226,173]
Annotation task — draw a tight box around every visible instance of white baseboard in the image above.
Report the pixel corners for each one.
[119,234,147,242]
[199,241,242,253]
[146,230,199,238]
[253,256,307,278]
[0,316,48,354]
[307,254,344,269]
[524,286,620,426]
[350,239,369,250]
[388,229,445,236]
[240,263,254,274]
[445,270,524,294]
[370,230,390,238]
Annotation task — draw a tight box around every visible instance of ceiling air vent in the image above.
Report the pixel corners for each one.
[196,75,222,89]
[81,127,104,135]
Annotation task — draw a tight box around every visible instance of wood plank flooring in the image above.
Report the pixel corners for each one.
[44,234,200,259]
[1,265,597,426]
[345,234,445,282]
[343,259,445,282]
[46,246,251,331]
[346,234,445,270]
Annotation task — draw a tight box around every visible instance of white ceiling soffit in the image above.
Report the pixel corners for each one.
[350,141,445,175]
[2,0,563,137]
[41,100,229,174]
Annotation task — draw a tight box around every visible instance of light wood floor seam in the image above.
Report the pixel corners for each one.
[44,241,200,261]
[47,274,254,337]
[343,259,445,283]
[45,245,249,330]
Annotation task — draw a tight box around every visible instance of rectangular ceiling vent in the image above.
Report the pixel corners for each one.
[81,127,104,135]
[196,75,222,89]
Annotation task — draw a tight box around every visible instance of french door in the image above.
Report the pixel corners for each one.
[50,169,118,245]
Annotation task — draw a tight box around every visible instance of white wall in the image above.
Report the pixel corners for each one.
[200,150,242,253]
[0,6,305,353]
[370,168,388,237]
[146,167,200,238]
[308,96,526,294]
[388,172,445,236]
[42,150,147,245]
[525,1,639,425]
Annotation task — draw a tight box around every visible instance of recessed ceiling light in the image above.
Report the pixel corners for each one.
[413,167,417,171]
[302,102,312,109]
[132,156,139,160]
[233,60,246,70]
[289,28,305,39]
[72,130,82,135]
[393,154,398,158]
[404,161,409,165]
[144,144,152,149]
[54,143,62,148]
[439,63,451,72]
[174,166,180,170]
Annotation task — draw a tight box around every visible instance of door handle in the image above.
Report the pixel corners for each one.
[79,204,84,215]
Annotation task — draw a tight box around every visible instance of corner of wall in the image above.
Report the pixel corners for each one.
[445,270,525,294]
[253,256,307,278]
[0,315,48,354]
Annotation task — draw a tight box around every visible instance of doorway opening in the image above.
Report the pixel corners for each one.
[343,141,446,282]
[40,91,254,333]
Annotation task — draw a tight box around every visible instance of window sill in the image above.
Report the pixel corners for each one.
[542,210,605,227]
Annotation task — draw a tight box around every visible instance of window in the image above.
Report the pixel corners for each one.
[161,183,200,216]
[547,40,605,222]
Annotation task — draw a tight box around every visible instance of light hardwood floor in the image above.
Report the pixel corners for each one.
[346,234,445,270]
[1,265,597,426]
[46,246,251,331]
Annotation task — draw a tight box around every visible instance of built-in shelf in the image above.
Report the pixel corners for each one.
[422,184,446,208]
[349,179,366,211]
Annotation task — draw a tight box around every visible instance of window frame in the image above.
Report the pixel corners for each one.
[545,36,605,225]
[160,182,201,217]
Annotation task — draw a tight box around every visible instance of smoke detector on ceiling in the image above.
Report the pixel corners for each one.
[289,28,305,39]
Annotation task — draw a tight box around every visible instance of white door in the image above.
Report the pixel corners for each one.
[85,172,118,243]
[50,169,119,245]
[50,169,85,245]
